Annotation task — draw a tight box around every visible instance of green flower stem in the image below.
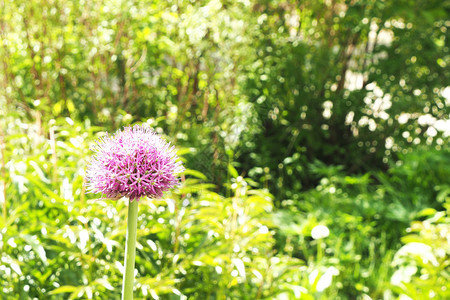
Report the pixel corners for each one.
[122,199,139,300]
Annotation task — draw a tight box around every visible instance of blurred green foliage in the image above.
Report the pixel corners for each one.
[0,0,449,299]
[390,200,450,299]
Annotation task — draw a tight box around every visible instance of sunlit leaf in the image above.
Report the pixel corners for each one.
[49,285,78,295]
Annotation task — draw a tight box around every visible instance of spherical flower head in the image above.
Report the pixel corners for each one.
[311,225,330,240]
[86,125,184,201]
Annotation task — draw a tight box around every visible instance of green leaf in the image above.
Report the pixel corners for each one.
[228,165,239,178]
[49,286,78,295]
[417,208,437,217]
[183,169,207,180]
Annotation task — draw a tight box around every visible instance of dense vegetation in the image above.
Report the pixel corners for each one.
[1,0,448,299]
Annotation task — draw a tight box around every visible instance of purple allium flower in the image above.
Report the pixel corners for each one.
[86,125,184,201]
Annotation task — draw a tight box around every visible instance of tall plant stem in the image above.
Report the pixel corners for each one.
[0,126,6,224]
[122,199,139,300]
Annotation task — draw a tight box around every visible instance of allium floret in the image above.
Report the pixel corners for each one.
[86,125,184,201]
